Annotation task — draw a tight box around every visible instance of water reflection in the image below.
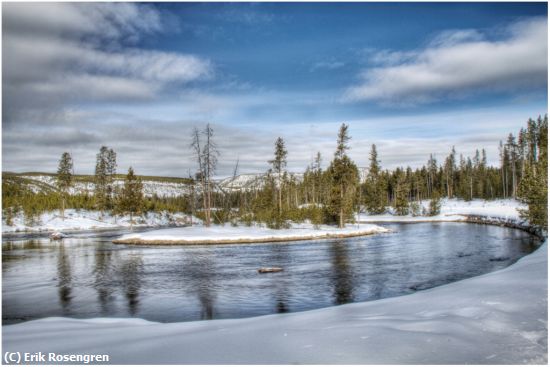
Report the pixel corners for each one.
[56,244,72,311]
[2,223,541,325]
[269,244,291,313]
[120,254,143,316]
[94,248,114,315]
[182,251,217,320]
[329,241,354,305]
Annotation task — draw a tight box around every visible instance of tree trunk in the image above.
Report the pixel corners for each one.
[278,173,282,216]
[339,184,344,228]
[61,195,65,221]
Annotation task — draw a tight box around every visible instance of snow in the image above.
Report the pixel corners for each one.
[3,240,546,364]
[19,175,192,198]
[358,198,526,223]
[2,209,198,234]
[114,222,390,244]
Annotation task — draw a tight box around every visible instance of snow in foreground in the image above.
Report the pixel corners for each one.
[114,223,389,244]
[358,198,526,223]
[2,210,195,234]
[3,242,546,364]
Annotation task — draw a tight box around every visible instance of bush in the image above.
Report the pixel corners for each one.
[428,196,441,216]
[410,201,422,217]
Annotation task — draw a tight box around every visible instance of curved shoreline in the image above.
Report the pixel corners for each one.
[112,227,390,245]
[113,214,544,246]
[4,240,547,364]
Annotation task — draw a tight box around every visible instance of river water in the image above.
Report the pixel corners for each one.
[2,222,540,325]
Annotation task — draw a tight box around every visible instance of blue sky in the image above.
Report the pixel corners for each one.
[2,2,548,176]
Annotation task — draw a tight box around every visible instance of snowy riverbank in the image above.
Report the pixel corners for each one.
[358,198,526,223]
[3,239,546,364]
[113,223,390,245]
[2,199,527,236]
[1,210,195,234]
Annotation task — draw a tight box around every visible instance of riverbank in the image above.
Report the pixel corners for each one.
[1,210,196,235]
[357,198,525,223]
[358,198,546,237]
[113,223,390,245]
[3,237,546,364]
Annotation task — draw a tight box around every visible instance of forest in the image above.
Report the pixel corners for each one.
[2,115,547,230]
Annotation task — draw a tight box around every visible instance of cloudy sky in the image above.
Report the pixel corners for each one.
[2,2,547,177]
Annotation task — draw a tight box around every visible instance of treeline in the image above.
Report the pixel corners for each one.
[2,149,190,226]
[2,115,547,230]
[216,115,548,229]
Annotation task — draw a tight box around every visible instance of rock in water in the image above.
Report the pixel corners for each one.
[258,267,283,273]
[50,232,67,240]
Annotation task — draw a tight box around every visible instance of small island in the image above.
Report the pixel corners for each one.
[112,223,390,245]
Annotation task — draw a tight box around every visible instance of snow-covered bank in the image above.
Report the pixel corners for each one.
[113,223,390,245]
[358,198,526,223]
[2,210,195,234]
[4,241,546,364]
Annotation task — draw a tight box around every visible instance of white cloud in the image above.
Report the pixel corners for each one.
[2,3,212,123]
[345,17,547,105]
[2,3,162,42]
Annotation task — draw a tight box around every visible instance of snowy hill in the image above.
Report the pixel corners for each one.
[5,168,370,198]
[7,173,192,198]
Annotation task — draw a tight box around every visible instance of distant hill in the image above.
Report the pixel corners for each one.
[3,168,369,197]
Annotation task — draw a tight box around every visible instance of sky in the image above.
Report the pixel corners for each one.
[2,2,548,177]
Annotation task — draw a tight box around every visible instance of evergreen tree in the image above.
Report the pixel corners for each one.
[393,168,409,215]
[268,137,288,217]
[95,146,117,216]
[518,115,548,229]
[428,191,442,216]
[326,124,359,228]
[56,152,73,220]
[365,144,386,214]
[117,167,144,228]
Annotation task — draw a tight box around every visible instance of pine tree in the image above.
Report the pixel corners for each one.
[95,146,117,216]
[428,190,442,216]
[393,168,409,215]
[268,137,288,218]
[117,167,144,228]
[327,124,359,228]
[56,152,73,220]
[365,144,386,214]
[518,115,548,229]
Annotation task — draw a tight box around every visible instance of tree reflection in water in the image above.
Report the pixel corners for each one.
[93,247,115,315]
[182,250,216,320]
[56,244,72,312]
[268,244,291,313]
[120,254,143,316]
[330,240,355,305]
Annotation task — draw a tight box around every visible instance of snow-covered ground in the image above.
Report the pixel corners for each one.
[114,223,389,245]
[2,209,196,234]
[358,198,526,223]
[19,175,191,197]
[3,241,546,364]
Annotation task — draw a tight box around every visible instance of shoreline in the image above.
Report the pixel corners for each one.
[112,227,389,245]
[1,224,186,240]
[361,214,545,239]
[4,239,546,364]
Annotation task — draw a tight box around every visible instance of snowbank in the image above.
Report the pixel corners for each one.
[113,223,390,245]
[3,241,546,364]
[2,210,199,234]
[358,198,526,223]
